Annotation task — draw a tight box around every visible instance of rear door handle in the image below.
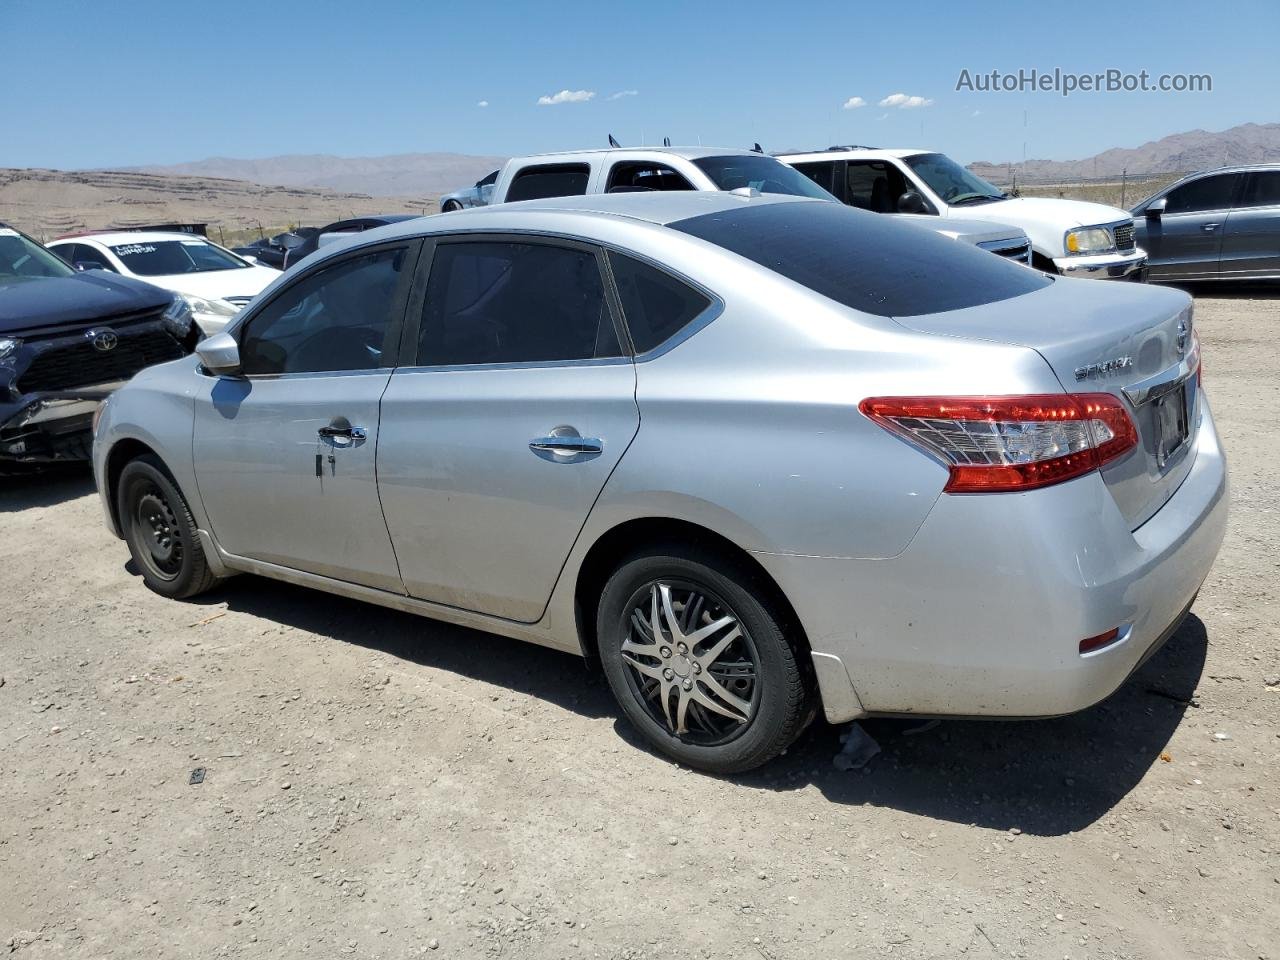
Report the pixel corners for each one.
[529,426,603,461]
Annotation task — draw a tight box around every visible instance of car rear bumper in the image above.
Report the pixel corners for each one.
[756,398,1228,721]
[1052,248,1147,279]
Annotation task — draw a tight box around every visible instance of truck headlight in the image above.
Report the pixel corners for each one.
[1065,227,1116,255]
[161,295,194,337]
[0,337,20,362]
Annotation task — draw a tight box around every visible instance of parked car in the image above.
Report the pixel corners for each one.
[0,223,194,466]
[476,146,1032,262]
[778,147,1147,279]
[231,229,318,271]
[1131,164,1280,281]
[440,170,499,212]
[48,232,280,336]
[281,216,422,268]
[94,193,1225,773]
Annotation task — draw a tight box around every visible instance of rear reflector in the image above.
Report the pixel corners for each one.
[1079,628,1122,655]
[859,393,1138,493]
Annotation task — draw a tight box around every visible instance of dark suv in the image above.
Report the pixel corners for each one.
[0,223,196,466]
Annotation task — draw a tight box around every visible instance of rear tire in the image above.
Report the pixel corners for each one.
[596,544,813,774]
[117,455,221,599]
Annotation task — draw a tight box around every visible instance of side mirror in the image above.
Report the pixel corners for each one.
[897,190,928,214]
[1145,197,1167,219]
[74,261,104,272]
[196,332,242,377]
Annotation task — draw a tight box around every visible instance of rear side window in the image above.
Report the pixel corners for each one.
[418,241,622,365]
[669,201,1051,318]
[506,163,591,202]
[608,252,711,353]
[1237,171,1280,208]
[606,162,694,193]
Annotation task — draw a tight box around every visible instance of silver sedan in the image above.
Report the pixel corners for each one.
[93,192,1227,773]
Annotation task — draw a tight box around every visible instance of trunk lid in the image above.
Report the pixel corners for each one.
[891,279,1199,529]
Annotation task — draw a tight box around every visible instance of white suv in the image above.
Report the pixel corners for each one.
[777,147,1146,280]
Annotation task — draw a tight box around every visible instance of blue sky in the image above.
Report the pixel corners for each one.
[5,0,1276,169]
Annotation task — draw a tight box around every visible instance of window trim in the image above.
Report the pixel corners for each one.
[230,237,423,380]
[397,232,632,373]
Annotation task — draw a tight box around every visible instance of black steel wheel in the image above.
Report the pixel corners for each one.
[117,455,220,599]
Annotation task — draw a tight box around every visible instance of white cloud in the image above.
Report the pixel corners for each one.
[842,96,866,110]
[607,89,639,101]
[537,89,595,106]
[971,108,982,118]
[477,100,489,108]
[879,92,934,109]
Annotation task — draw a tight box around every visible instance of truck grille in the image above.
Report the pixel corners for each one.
[1113,222,1136,252]
[979,238,1033,265]
[18,330,184,393]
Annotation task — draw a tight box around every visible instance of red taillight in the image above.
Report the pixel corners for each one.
[1079,627,1122,654]
[859,393,1138,493]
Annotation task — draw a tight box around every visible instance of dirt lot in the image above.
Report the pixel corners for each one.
[1,289,1277,960]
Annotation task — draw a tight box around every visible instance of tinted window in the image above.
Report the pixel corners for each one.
[0,229,75,282]
[240,246,408,375]
[608,252,711,354]
[792,161,838,194]
[74,245,117,272]
[670,201,1050,318]
[606,162,694,193]
[418,241,621,366]
[506,164,591,202]
[1237,171,1280,208]
[1164,173,1240,214]
[845,161,910,213]
[693,155,836,200]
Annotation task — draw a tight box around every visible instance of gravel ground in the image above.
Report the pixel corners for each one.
[1,288,1277,960]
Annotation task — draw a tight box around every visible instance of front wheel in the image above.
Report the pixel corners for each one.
[596,546,813,774]
[117,455,221,599]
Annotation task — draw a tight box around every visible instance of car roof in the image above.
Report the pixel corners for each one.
[50,231,215,246]
[506,146,764,163]
[774,148,930,162]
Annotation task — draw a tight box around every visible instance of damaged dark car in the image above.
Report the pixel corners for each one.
[0,223,196,467]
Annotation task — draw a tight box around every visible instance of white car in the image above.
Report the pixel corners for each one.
[778,147,1147,279]
[47,232,280,336]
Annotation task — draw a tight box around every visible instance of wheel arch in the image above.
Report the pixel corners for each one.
[103,437,164,536]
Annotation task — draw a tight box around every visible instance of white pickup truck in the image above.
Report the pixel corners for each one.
[777,146,1146,280]
[469,147,1034,265]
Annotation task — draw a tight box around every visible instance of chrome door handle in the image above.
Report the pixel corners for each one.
[1201,223,1220,232]
[318,418,367,441]
[529,437,604,455]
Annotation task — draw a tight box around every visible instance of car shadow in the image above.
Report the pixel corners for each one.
[175,569,1207,835]
[738,614,1210,836]
[1173,280,1280,300]
[0,463,96,512]
[204,575,617,721]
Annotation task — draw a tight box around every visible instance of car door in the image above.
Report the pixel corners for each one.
[1218,170,1280,278]
[376,236,639,623]
[1141,172,1242,279]
[192,240,419,592]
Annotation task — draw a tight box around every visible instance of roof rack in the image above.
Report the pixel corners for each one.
[825,145,877,151]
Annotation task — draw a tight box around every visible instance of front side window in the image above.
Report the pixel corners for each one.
[692,155,836,200]
[844,161,911,213]
[1236,171,1280,209]
[0,228,74,283]
[1163,173,1240,214]
[418,241,621,366]
[506,164,591,202]
[110,239,250,276]
[902,153,1005,206]
[239,246,409,375]
[74,245,117,272]
[606,162,694,193]
[608,252,711,354]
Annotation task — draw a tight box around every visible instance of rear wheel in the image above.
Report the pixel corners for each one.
[596,545,812,774]
[117,455,221,599]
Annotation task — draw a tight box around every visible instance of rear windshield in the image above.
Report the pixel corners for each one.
[668,201,1050,317]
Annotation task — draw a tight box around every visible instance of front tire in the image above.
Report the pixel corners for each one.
[596,545,813,774]
[117,455,221,599]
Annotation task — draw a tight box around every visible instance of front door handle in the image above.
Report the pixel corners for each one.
[318,417,367,442]
[529,426,603,461]
[1201,222,1221,232]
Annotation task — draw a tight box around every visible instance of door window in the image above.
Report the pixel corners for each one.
[1237,171,1280,208]
[845,161,910,212]
[792,161,838,195]
[606,162,694,192]
[607,252,712,354]
[239,246,410,375]
[75,245,118,271]
[506,164,591,202]
[1164,173,1241,214]
[417,241,622,366]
